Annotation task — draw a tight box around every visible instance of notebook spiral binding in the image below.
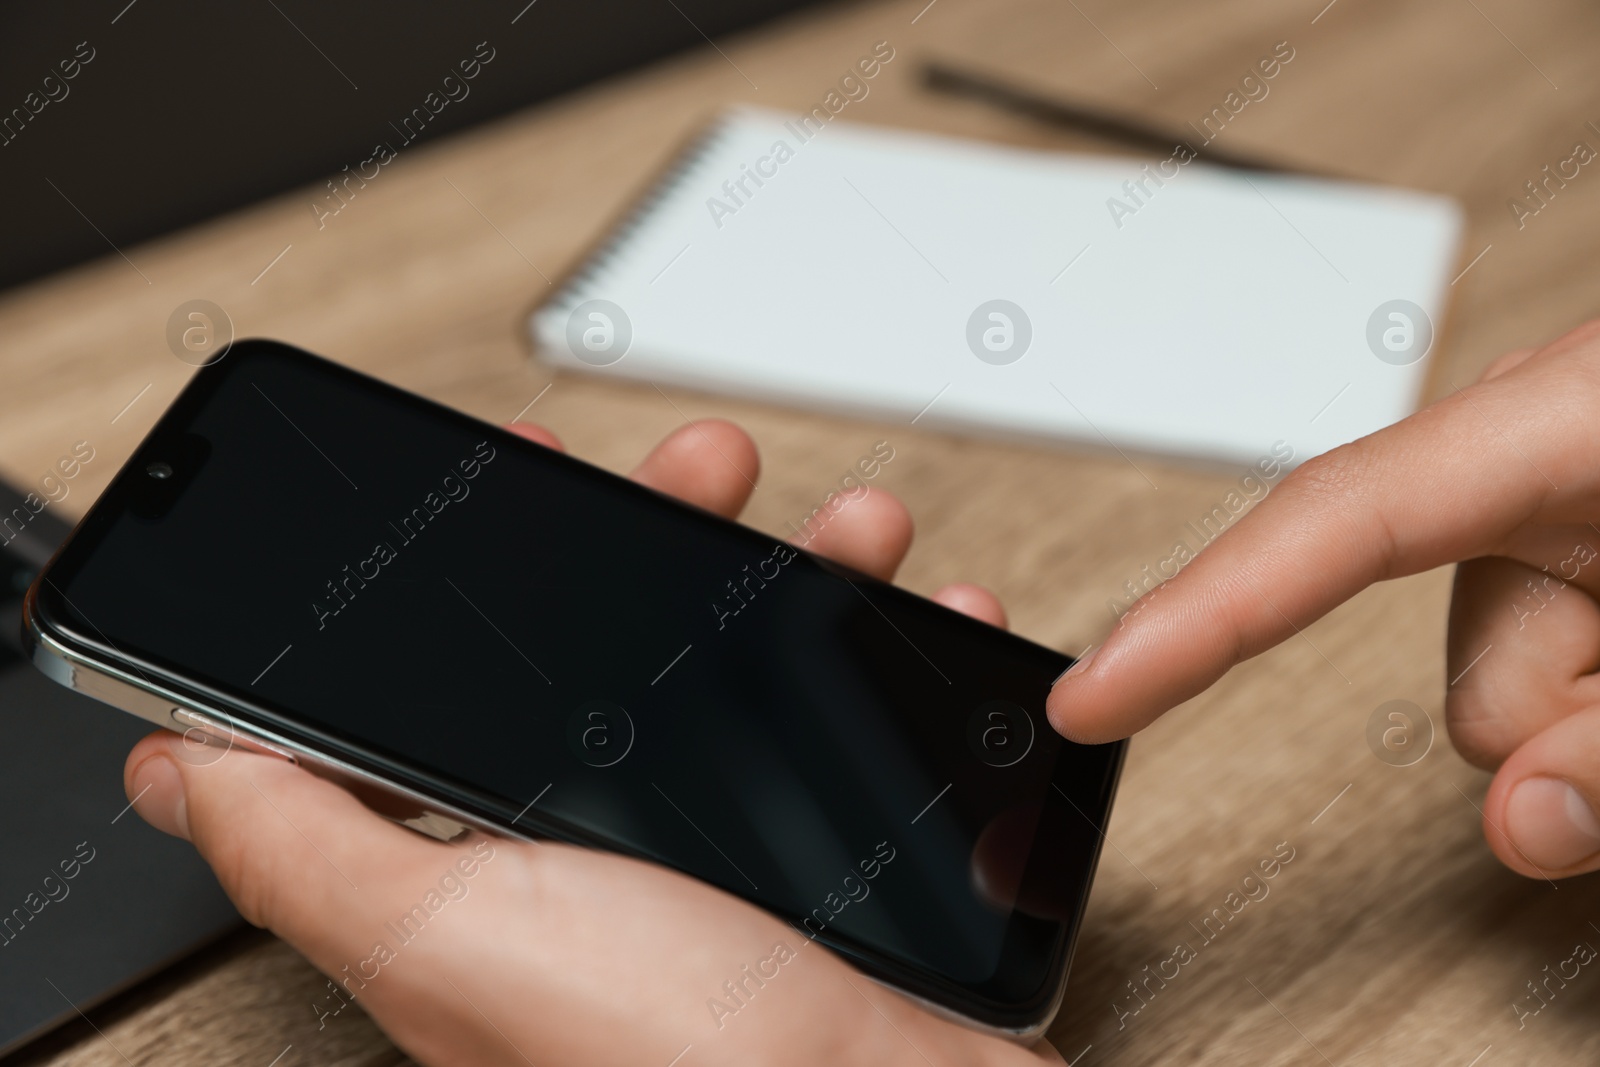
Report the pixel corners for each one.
[544,112,741,314]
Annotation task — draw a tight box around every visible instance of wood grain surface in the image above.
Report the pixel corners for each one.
[4,0,1598,1063]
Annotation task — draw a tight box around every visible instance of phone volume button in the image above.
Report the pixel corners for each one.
[169,707,298,764]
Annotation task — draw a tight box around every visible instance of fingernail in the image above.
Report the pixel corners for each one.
[1068,644,1099,676]
[129,744,190,840]
[1506,777,1600,871]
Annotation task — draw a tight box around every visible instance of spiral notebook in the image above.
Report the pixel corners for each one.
[528,107,1463,467]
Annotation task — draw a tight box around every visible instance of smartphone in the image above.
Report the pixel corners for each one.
[24,340,1123,1038]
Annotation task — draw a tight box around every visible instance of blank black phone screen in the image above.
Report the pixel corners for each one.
[36,342,1121,1028]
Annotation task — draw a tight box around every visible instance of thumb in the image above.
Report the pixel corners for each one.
[123,729,454,953]
[1485,706,1600,879]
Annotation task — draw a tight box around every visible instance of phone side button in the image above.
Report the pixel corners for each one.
[170,707,298,764]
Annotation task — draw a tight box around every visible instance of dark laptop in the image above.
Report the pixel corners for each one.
[0,480,239,1056]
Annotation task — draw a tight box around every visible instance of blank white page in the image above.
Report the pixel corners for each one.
[530,107,1463,468]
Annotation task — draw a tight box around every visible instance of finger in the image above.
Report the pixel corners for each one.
[123,731,459,958]
[932,582,1008,629]
[1048,325,1600,743]
[788,484,913,580]
[1445,557,1600,768]
[629,419,759,518]
[1485,704,1600,878]
[506,422,565,450]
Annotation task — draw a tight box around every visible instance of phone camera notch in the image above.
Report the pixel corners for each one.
[130,435,210,520]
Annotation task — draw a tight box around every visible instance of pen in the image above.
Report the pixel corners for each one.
[922,61,1346,179]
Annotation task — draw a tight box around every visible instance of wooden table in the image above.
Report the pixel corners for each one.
[6,0,1599,1062]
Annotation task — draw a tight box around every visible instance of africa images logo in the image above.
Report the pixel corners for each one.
[310,441,496,630]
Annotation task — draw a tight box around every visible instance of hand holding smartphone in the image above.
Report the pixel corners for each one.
[26,341,1122,1046]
